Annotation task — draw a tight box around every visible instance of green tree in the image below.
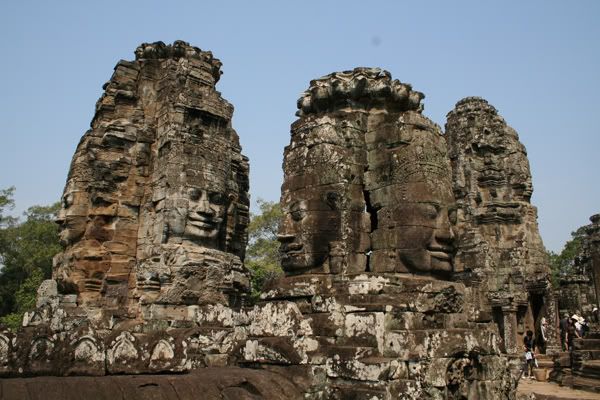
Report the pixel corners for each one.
[0,188,60,329]
[245,199,283,302]
[0,186,17,228]
[547,225,587,288]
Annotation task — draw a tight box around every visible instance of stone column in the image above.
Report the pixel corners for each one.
[590,215,600,310]
[544,290,561,355]
[502,304,519,354]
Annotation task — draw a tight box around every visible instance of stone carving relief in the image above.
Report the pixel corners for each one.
[29,337,54,362]
[0,334,9,366]
[48,40,250,312]
[73,336,104,363]
[279,68,456,278]
[150,339,175,361]
[445,96,557,354]
[108,332,138,364]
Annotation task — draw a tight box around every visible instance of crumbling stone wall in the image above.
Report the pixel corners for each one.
[558,214,600,319]
[445,97,558,354]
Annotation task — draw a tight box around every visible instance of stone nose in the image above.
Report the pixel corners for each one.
[434,213,455,246]
[276,214,296,243]
[55,209,66,226]
[193,192,214,216]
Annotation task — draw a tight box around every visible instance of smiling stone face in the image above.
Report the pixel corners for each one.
[278,188,343,273]
[367,111,457,276]
[371,181,457,274]
[280,68,457,278]
[183,187,227,245]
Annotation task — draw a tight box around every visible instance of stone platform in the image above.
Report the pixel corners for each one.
[0,367,301,400]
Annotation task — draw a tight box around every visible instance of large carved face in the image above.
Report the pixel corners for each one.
[184,187,227,242]
[167,187,229,248]
[56,188,88,247]
[277,186,342,273]
[380,181,457,274]
[368,112,457,276]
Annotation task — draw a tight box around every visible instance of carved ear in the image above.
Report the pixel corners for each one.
[227,193,237,214]
[325,191,340,210]
[224,193,238,251]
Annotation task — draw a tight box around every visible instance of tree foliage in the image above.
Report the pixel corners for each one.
[547,225,587,288]
[245,199,283,302]
[0,188,60,329]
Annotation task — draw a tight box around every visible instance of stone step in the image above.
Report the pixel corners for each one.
[575,360,600,380]
[575,339,600,350]
[561,369,574,387]
[553,353,572,368]
[572,376,600,393]
[537,359,554,369]
[577,350,600,360]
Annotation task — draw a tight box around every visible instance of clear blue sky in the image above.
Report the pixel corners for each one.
[1,0,598,252]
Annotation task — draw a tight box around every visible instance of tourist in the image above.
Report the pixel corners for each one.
[523,330,535,379]
[537,317,548,354]
[567,317,581,352]
[573,314,583,337]
[559,313,570,351]
[581,317,589,337]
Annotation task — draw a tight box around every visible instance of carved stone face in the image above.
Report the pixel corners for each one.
[167,187,229,249]
[278,187,342,273]
[184,187,226,243]
[368,112,457,276]
[384,181,457,274]
[56,189,88,246]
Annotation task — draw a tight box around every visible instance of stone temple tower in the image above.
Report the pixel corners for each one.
[53,40,251,317]
[445,97,558,355]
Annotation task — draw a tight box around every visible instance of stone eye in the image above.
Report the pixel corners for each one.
[188,188,201,201]
[448,208,457,225]
[290,201,306,222]
[424,204,439,220]
[63,193,74,208]
[209,192,224,205]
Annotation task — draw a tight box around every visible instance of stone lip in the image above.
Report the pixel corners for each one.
[134,40,223,83]
[296,67,424,116]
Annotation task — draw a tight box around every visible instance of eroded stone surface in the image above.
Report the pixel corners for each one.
[279,68,456,278]
[0,51,547,400]
[3,41,251,377]
[445,97,558,355]
[53,40,250,313]
[261,72,516,399]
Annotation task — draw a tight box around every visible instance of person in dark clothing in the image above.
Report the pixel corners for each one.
[567,318,580,352]
[559,313,569,351]
[523,330,535,379]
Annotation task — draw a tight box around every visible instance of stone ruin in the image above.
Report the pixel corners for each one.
[267,68,514,398]
[0,41,563,399]
[558,214,600,320]
[445,97,558,356]
[1,40,253,379]
[552,214,600,392]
